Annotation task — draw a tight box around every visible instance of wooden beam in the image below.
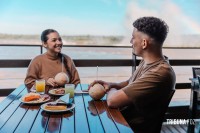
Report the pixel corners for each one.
[1,59,200,68]
[136,59,200,66]
[74,59,133,67]
[0,59,133,68]
[0,60,31,68]
[170,60,200,66]
[175,83,191,89]
[0,88,15,96]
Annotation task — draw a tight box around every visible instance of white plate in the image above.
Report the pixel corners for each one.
[19,94,51,104]
[41,102,75,112]
[75,90,89,94]
[48,89,65,96]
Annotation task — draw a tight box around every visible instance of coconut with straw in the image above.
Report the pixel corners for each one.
[54,55,69,86]
[89,66,106,100]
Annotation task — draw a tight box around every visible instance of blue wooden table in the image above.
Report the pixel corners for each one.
[0,84,133,133]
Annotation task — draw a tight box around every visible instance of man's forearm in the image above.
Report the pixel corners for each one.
[109,80,129,90]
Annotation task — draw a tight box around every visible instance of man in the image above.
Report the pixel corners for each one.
[89,17,176,133]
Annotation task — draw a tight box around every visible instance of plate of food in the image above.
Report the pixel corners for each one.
[48,88,65,96]
[41,102,75,113]
[19,92,50,104]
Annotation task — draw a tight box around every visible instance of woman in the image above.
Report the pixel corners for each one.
[24,29,80,91]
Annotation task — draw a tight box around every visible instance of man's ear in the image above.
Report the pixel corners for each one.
[142,39,148,49]
[42,42,47,48]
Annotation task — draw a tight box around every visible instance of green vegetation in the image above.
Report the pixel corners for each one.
[0,34,124,46]
[0,34,39,40]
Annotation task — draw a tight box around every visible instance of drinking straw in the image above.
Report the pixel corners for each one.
[96,66,98,80]
[62,55,64,72]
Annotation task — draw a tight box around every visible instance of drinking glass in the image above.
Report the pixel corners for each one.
[65,84,75,98]
[36,79,45,94]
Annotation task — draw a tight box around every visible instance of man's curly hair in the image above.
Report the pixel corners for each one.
[133,17,169,44]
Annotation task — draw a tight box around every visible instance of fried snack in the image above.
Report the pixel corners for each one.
[37,94,50,102]
[23,93,41,102]
[45,105,67,110]
[54,88,65,94]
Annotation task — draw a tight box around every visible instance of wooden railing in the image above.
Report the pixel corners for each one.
[0,44,200,95]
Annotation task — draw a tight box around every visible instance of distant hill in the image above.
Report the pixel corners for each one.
[0,34,124,46]
[0,34,200,47]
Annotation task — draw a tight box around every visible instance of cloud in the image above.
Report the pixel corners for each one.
[124,0,200,47]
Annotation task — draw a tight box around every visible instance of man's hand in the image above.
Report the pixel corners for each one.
[88,80,111,92]
[46,78,58,87]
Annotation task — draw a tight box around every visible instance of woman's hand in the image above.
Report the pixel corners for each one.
[46,78,58,87]
[88,80,111,92]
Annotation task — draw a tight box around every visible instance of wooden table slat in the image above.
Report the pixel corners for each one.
[103,101,133,133]
[81,84,105,133]
[46,115,62,133]
[80,83,89,91]
[0,104,28,133]
[14,105,40,133]
[0,88,27,128]
[74,84,90,133]
[30,109,49,133]
[94,100,119,133]
[0,84,25,113]
[60,111,74,133]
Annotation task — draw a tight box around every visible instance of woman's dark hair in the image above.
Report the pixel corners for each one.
[133,17,169,44]
[41,29,58,42]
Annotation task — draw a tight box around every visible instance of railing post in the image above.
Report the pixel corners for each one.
[40,45,43,54]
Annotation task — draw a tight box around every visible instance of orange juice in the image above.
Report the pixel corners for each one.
[36,79,45,94]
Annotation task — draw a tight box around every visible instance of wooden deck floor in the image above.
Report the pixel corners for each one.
[161,121,200,133]
[162,124,188,133]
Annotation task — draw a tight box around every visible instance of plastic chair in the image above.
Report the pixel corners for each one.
[187,68,200,133]
[192,67,200,78]
[192,67,200,103]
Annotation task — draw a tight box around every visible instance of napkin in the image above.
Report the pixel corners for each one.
[59,93,69,103]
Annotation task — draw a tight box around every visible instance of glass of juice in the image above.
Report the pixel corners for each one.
[36,79,45,94]
[65,84,75,98]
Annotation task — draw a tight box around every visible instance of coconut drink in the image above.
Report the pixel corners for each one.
[89,83,106,100]
[54,72,69,86]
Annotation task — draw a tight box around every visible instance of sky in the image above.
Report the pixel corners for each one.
[0,0,200,36]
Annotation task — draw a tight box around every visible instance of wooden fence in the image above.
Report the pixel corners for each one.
[0,44,200,95]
